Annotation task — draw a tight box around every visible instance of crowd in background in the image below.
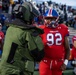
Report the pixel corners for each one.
[36,1,76,28]
[0,0,75,49]
[0,0,76,70]
[0,0,76,52]
[1,0,76,28]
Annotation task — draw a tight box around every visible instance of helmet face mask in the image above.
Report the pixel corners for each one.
[49,20,58,28]
[44,8,59,28]
[44,18,58,28]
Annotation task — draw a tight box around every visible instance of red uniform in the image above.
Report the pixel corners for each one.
[0,31,4,50]
[71,47,76,59]
[71,36,76,59]
[0,31,4,42]
[39,24,69,75]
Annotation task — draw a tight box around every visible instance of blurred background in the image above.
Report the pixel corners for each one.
[0,0,76,75]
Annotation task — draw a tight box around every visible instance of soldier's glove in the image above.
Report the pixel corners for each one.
[30,49,44,62]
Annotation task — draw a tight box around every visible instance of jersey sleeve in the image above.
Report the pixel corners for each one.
[63,24,69,36]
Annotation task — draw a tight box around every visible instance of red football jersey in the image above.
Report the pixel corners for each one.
[0,31,4,42]
[39,24,69,59]
[71,47,76,59]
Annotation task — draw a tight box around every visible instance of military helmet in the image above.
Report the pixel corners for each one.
[13,2,40,23]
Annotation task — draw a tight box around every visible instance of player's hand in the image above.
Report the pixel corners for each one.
[60,63,67,71]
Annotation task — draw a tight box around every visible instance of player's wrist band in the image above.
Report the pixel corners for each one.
[64,59,68,65]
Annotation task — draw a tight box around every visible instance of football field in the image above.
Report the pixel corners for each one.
[33,69,74,75]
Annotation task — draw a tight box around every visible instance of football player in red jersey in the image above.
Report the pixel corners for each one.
[39,8,70,75]
[71,36,76,59]
[0,23,4,58]
[71,36,76,74]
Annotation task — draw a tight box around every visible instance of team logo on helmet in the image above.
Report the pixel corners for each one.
[44,9,59,19]
[44,8,59,28]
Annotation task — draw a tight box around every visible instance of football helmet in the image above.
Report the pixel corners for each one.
[44,8,59,28]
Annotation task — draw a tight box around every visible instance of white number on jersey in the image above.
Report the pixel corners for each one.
[47,33,62,46]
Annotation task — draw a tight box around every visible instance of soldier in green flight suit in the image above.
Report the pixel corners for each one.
[0,2,44,75]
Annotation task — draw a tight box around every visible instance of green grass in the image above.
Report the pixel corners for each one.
[33,69,74,75]
[33,71,39,75]
[63,70,74,75]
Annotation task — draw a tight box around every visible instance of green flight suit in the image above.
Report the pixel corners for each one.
[0,25,44,75]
